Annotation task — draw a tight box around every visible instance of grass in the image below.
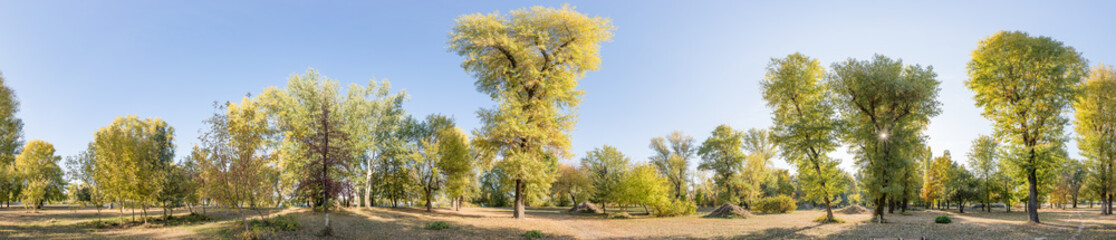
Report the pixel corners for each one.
[1,204,1114,239]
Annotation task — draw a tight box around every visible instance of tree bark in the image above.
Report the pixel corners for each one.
[514,179,526,219]
[1027,167,1040,223]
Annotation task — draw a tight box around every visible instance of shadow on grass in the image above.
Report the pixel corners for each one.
[338,208,578,239]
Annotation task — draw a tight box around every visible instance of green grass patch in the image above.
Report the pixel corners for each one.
[606,212,632,219]
[523,230,546,239]
[425,221,451,230]
[813,215,846,223]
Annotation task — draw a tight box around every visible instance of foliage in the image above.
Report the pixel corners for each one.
[14,140,65,211]
[829,54,941,221]
[753,195,796,214]
[698,125,746,205]
[551,163,592,207]
[449,5,614,218]
[934,215,952,224]
[966,30,1087,222]
[652,198,696,217]
[0,73,24,207]
[1076,63,1116,215]
[617,163,670,211]
[967,135,1001,211]
[90,115,175,224]
[425,221,451,230]
[523,230,546,239]
[581,145,630,209]
[648,131,697,200]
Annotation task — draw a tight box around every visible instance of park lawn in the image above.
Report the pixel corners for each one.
[1,204,1114,239]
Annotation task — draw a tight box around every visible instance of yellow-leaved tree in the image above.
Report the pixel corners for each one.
[448,5,614,219]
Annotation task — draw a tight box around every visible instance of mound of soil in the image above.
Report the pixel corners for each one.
[705,203,750,218]
[569,202,603,214]
[837,205,870,214]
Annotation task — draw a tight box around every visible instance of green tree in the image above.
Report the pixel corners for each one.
[698,125,746,206]
[741,128,777,209]
[91,116,174,224]
[760,53,845,221]
[440,127,477,211]
[0,73,24,208]
[945,162,979,213]
[449,5,614,219]
[14,140,64,212]
[617,163,669,214]
[1076,63,1116,215]
[260,69,366,234]
[967,135,1000,212]
[552,163,591,207]
[830,55,941,222]
[581,145,630,212]
[966,31,1088,223]
[197,96,274,232]
[648,131,696,200]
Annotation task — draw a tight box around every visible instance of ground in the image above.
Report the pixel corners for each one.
[1,204,1113,239]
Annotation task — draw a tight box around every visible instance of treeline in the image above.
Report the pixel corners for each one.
[0,7,1112,238]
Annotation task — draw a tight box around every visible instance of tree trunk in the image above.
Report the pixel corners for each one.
[513,179,525,219]
[119,201,125,225]
[959,200,965,213]
[874,193,887,223]
[365,163,373,209]
[1026,167,1040,223]
[425,188,433,212]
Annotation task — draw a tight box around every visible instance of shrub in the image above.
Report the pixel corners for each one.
[653,199,697,217]
[934,215,952,224]
[425,221,451,230]
[754,195,796,214]
[523,230,546,239]
[269,215,300,231]
[813,215,845,223]
[607,212,632,219]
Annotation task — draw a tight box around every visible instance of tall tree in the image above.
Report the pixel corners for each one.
[698,125,747,206]
[260,69,365,234]
[581,145,630,212]
[966,31,1088,223]
[340,79,407,209]
[91,116,174,224]
[449,5,614,219]
[1076,63,1116,215]
[439,126,476,211]
[967,135,1000,212]
[761,53,845,221]
[740,128,776,209]
[14,140,64,212]
[830,54,941,222]
[197,96,274,232]
[921,151,949,209]
[0,73,24,208]
[648,131,696,200]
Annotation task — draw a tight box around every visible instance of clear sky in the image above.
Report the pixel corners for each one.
[1,1,1114,173]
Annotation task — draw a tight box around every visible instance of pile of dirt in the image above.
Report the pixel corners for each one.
[705,203,750,218]
[569,202,603,214]
[837,205,870,214]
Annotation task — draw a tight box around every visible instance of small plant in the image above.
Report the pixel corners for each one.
[652,199,697,217]
[425,221,451,230]
[934,215,952,224]
[607,212,632,219]
[270,215,300,231]
[813,215,845,223]
[754,195,796,214]
[523,230,546,239]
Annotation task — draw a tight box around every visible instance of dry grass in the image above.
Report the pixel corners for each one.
[2,204,1114,239]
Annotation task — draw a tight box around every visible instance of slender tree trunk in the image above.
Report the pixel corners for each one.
[119,201,125,225]
[425,188,433,212]
[513,179,525,219]
[874,193,887,223]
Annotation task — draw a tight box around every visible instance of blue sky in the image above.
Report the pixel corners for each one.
[1,1,1114,173]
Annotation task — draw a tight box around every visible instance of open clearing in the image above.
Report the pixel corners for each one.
[1,205,1114,239]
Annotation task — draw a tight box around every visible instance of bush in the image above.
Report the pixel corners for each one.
[753,195,796,214]
[269,215,300,231]
[813,215,845,223]
[934,215,952,224]
[523,230,546,239]
[425,221,451,230]
[653,199,697,217]
[607,212,632,219]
